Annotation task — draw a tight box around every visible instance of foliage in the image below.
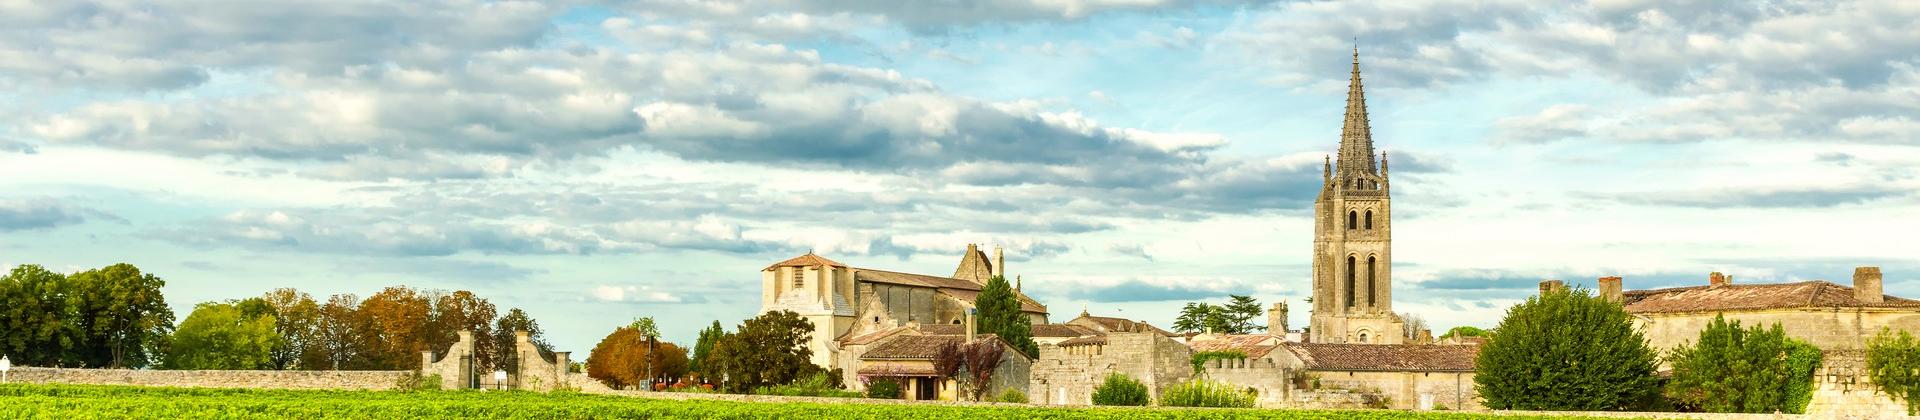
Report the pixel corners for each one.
[629,317,661,339]
[1663,315,1821,413]
[1475,286,1660,411]
[961,338,1008,401]
[493,308,551,375]
[1158,379,1255,408]
[393,373,444,392]
[753,372,862,398]
[865,378,902,399]
[706,310,818,393]
[67,263,176,368]
[1189,350,1247,374]
[259,288,326,370]
[1172,295,1264,334]
[585,326,689,389]
[689,321,724,376]
[354,286,433,370]
[315,293,364,370]
[976,275,1039,358]
[1399,312,1429,341]
[1439,326,1486,340]
[933,340,964,383]
[1869,328,1920,415]
[429,291,498,371]
[0,264,76,367]
[1091,372,1150,406]
[998,388,1028,403]
[164,301,281,370]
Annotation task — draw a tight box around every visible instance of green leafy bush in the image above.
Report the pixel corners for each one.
[753,372,862,398]
[1157,380,1254,408]
[998,389,1028,403]
[1090,372,1150,406]
[1664,315,1821,413]
[1475,286,1660,411]
[394,373,443,392]
[865,379,902,399]
[1189,350,1248,373]
[1869,328,1920,415]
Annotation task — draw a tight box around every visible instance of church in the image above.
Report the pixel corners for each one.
[1308,48,1409,344]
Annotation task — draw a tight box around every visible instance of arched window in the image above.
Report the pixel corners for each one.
[1365,210,1373,229]
[1367,256,1378,307]
[1347,211,1358,230]
[1344,256,1357,308]
[1358,332,1369,343]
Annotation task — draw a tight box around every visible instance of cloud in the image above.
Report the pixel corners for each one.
[616,0,1268,34]
[1611,185,1913,209]
[590,284,704,304]
[1494,104,1591,144]
[1109,243,1153,261]
[1054,277,1252,302]
[0,139,37,154]
[0,198,108,232]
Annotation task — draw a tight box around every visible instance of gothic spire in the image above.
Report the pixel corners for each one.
[1337,46,1378,176]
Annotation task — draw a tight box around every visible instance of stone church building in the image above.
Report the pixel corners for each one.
[1309,48,1408,345]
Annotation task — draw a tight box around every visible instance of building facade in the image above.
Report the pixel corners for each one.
[1310,49,1405,344]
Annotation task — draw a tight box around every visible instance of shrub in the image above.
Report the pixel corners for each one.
[1475,286,1660,411]
[1664,315,1821,413]
[866,379,902,399]
[1869,328,1920,415]
[1189,350,1248,373]
[1431,402,1450,411]
[754,372,862,398]
[997,388,1027,403]
[1158,380,1254,408]
[1090,372,1150,406]
[394,373,442,392]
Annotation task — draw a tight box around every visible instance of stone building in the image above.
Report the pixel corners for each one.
[844,327,1032,401]
[1309,48,1407,344]
[1029,312,1192,405]
[760,245,1049,369]
[1271,342,1481,410]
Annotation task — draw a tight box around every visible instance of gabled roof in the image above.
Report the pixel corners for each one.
[763,253,847,271]
[861,334,1012,361]
[952,244,994,284]
[1622,280,1920,314]
[1280,343,1478,372]
[1188,334,1282,359]
[854,269,1049,314]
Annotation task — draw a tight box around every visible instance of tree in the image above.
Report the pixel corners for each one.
[429,291,498,370]
[706,310,816,393]
[1173,295,1264,334]
[1475,286,1660,410]
[975,275,1038,358]
[1221,295,1264,333]
[585,326,689,389]
[629,317,661,339]
[0,265,76,367]
[960,339,1007,401]
[355,286,433,370]
[933,339,964,387]
[493,308,551,375]
[260,288,324,370]
[689,321,724,377]
[315,293,364,370]
[1400,312,1429,341]
[1870,328,1920,415]
[67,263,175,368]
[1665,315,1820,413]
[163,301,281,370]
[1440,326,1487,340]
[1091,372,1151,406]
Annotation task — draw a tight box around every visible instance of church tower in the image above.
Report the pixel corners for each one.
[1309,48,1405,344]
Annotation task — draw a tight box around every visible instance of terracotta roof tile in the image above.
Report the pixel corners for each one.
[1057,336,1109,347]
[1622,280,1920,314]
[764,253,847,271]
[1281,343,1478,372]
[1076,314,1176,336]
[1031,324,1099,338]
[861,334,1005,360]
[917,324,966,335]
[1188,335,1282,359]
[857,364,937,376]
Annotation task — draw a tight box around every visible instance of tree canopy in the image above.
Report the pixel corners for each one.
[1665,314,1820,413]
[1475,286,1660,411]
[1173,295,1264,334]
[586,326,689,389]
[164,301,280,370]
[975,275,1037,358]
[706,310,820,393]
[689,320,725,377]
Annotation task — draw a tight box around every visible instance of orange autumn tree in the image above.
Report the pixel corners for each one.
[586,326,688,389]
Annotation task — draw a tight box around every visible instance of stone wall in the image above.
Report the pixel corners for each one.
[420,330,477,389]
[1030,331,1192,405]
[511,330,574,392]
[1198,356,1292,407]
[1305,370,1478,410]
[7,367,407,390]
[1637,308,1920,352]
[1806,350,1909,419]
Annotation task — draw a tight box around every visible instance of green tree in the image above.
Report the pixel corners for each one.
[1440,326,1488,339]
[975,275,1038,358]
[67,263,175,368]
[163,301,281,370]
[689,321,724,376]
[1172,295,1263,334]
[1221,295,1264,333]
[629,317,661,339]
[1665,315,1821,413]
[707,310,817,393]
[0,264,76,367]
[260,288,325,370]
[1868,328,1920,415]
[493,308,551,375]
[1475,286,1660,411]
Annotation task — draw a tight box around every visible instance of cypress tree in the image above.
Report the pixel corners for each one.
[975,275,1037,358]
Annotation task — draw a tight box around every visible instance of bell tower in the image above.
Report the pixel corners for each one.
[1308,48,1404,344]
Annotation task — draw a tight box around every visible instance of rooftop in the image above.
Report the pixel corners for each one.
[1280,343,1479,372]
[1623,280,1920,314]
[763,252,847,271]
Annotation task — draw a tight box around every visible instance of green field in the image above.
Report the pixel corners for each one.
[0,384,1626,419]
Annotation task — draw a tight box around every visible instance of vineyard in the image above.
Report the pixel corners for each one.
[0,384,1629,419]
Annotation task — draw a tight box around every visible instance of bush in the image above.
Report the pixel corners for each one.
[1475,286,1660,411]
[997,388,1027,403]
[1158,380,1254,408]
[753,372,862,398]
[865,379,902,399]
[1430,402,1449,411]
[1090,372,1150,406]
[1664,315,1821,413]
[1189,350,1248,373]
[1869,328,1920,415]
[394,373,442,392]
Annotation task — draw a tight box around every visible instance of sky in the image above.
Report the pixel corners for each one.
[3,0,1919,354]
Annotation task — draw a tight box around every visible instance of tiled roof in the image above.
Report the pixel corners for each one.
[1188,335,1282,359]
[764,253,847,271]
[1056,336,1109,347]
[856,364,937,376]
[938,288,1049,314]
[1074,314,1176,336]
[1622,281,1920,314]
[840,326,914,346]
[1280,343,1479,372]
[1031,324,1099,338]
[861,334,1005,361]
[854,269,1049,314]
[917,324,966,335]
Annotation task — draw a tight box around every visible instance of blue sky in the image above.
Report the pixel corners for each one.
[4,0,1918,353]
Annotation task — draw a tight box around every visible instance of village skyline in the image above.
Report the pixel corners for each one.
[4,0,1918,357]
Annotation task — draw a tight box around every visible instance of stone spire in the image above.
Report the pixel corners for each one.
[1337,46,1378,177]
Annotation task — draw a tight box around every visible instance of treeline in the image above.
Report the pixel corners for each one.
[0,263,550,372]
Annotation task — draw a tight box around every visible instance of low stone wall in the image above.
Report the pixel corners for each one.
[7,367,409,390]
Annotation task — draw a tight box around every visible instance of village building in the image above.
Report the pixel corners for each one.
[839,324,1032,401]
[1270,343,1480,410]
[1028,312,1193,405]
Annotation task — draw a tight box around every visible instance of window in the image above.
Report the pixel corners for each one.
[1367,256,1378,307]
[1347,211,1358,229]
[1365,210,1373,229]
[791,268,804,289]
[1344,256,1356,308]
[1358,333,1369,343]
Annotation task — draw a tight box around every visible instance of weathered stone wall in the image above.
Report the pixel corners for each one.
[1638,308,1920,353]
[1030,331,1191,405]
[510,330,573,392]
[1199,356,1291,407]
[7,367,407,390]
[1806,350,1909,419]
[421,330,477,389]
[983,350,1031,400]
[1300,370,1479,410]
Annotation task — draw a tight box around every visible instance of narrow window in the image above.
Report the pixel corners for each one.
[1358,333,1369,343]
[791,268,804,289]
[1367,256,1378,307]
[1365,210,1373,229]
[1344,256,1356,308]
[1347,211,1358,230]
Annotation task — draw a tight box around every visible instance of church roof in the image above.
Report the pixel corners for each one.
[1622,280,1920,314]
[854,269,1049,314]
[1336,46,1379,178]
[952,244,995,284]
[763,252,847,271]
[1188,334,1282,359]
[1280,343,1478,372]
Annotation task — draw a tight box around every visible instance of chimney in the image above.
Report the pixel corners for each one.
[1856,266,1884,304]
[1267,302,1289,337]
[965,308,977,342]
[993,246,1005,278]
[1709,272,1730,288]
[1598,276,1623,303]
[1538,280,1565,295]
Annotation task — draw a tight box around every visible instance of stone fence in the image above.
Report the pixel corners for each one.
[5,367,410,390]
